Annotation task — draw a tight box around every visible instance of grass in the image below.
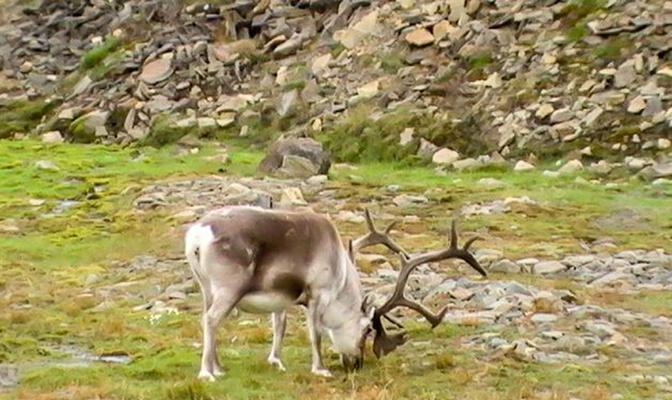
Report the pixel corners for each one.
[380,51,405,74]
[1,139,671,399]
[80,36,121,70]
[0,99,58,138]
[282,79,306,92]
[319,107,489,164]
[592,37,629,61]
[467,52,493,72]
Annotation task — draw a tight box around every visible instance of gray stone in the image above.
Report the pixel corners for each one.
[531,313,558,323]
[280,187,307,207]
[550,108,573,123]
[41,131,63,143]
[490,259,521,274]
[418,139,439,159]
[614,62,637,88]
[139,58,173,84]
[533,261,566,275]
[35,160,59,171]
[514,160,535,171]
[258,137,331,177]
[277,155,319,179]
[393,194,429,207]
[273,34,303,57]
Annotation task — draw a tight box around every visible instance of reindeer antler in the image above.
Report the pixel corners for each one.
[370,220,487,358]
[349,209,409,260]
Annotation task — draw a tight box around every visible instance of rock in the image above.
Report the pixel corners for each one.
[306,174,328,186]
[334,10,380,49]
[658,138,671,149]
[280,187,307,207]
[197,117,217,128]
[514,160,535,172]
[418,139,439,159]
[69,110,109,142]
[139,58,173,84]
[432,148,460,165]
[550,108,573,124]
[399,128,415,146]
[71,75,93,97]
[277,90,299,117]
[490,259,521,274]
[535,104,554,119]
[312,54,331,75]
[531,313,558,324]
[589,160,614,175]
[277,155,319,179]
[639,163,672,180]
[146,95,174,113]
[357,80,380,99]
[582,107,604,126]
[41,131,63,143]
[405,28,434,47]
[35,160,58,171]
[393,194,428,207]
[258,137,330,177]
[273,34,303,57]
[558,159,583,174]
[0,364,18,388]
[627,96,647,114]
[452,158,479,171]
[433,20,455,42]
[614,62,637,88]
[533,261,566,275]
[448,0,466,22]
[477,178,505,188]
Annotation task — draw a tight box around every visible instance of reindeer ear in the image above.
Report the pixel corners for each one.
[367,306,375,320]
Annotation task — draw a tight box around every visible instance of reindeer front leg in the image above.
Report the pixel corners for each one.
[267,311,287,371]
[306,300,332,377]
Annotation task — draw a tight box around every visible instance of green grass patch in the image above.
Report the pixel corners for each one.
[320,107,489,163]
[467,52,493,71]
[592,37,629,61]
[80,36,121,70]
[282,79,306,92]
[0,99,59,138]
[380,51,405,74]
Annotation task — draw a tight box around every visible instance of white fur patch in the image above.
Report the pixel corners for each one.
[238,292,295,314]
[185,224,215,256]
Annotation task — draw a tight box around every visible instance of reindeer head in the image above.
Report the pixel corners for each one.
[350,210,488,361]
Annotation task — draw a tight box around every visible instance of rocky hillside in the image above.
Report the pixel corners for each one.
[1,0,671,167]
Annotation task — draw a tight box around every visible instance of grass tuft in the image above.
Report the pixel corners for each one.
[80,36,121,70]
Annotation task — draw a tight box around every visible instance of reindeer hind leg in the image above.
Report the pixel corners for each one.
[267,311,287,371]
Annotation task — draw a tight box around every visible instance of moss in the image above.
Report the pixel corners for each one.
[141,114,194,147]
[282,79,306,92]
[320,106,489,164]
[592,37,629,61]
[467,52,493,71]
[567,22,590,42]
[80,36,121,70]
[330,42,346,58]
[0,99,58,138]
[380,51,405,74]
[559,0,607,26]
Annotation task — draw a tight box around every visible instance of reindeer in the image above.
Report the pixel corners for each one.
[184,206,487,381]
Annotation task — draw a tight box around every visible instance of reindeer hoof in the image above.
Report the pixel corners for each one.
[311,367,333,378]
[213,366,226,377]
[197,371,216,382]
[267,356,286,371]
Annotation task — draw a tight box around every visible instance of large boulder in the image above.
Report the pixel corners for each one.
[258,137,331,178]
